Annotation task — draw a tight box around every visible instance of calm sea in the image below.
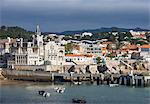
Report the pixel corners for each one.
[0,81,150,104]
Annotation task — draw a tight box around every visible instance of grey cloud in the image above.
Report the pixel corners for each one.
[1,0,150,32]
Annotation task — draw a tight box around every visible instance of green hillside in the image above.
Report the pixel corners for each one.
[0,26,34,39]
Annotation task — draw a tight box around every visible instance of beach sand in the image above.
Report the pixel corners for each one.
[0,79,30,85]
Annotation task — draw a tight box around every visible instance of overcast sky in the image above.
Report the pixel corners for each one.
[1,0,150,32]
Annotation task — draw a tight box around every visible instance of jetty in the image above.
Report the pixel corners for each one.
[1,69,150,87]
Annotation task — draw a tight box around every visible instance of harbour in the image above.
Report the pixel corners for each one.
[1,80,150,104]
[1,0,150,104]
[1,69,150,87]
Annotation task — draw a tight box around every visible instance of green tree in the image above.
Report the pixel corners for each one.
[96,57,101,64]
[65,43,74,53]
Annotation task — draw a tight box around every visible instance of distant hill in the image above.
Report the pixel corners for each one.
[0,26,34,39]
[0,26,149,39]
[60,27,150,35]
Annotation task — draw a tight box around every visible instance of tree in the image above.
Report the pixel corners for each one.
[65,43,74,53]
[0,26,33,39]
[96,57,101,64]
[1,25,6,30]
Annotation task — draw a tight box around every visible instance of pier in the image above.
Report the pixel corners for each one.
[1,69,150,87]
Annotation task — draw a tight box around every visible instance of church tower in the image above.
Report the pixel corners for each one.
[36,25,41,36]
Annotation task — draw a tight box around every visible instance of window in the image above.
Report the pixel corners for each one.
[141,48,149,52]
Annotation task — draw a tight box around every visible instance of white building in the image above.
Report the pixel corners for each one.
[0,37,16,55]
[138,45,150,61]
[44,41,65,65]
[130,30,146,39]
[65,54,96,65]
[82,32,93,37]
[11,25,65,67]
[78,42,104,57]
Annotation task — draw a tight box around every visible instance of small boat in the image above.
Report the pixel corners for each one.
[42,92,50,97]
[73,82,78,85]
[73,82,82,85]
[72,98,86,103]
[54,87,59,90]
[38,90,45,95]
[78,82,82,85]
[109,84,119,87]
[38,90,50,97]
[56,87,65,94]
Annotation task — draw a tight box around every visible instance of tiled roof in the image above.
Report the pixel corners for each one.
[65,54,93,57]
[122,45,138,50]
[102,42,113,44]
[0,39,16,44]
[138,45,150,48]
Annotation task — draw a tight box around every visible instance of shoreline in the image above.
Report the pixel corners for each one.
[0,79,33,85]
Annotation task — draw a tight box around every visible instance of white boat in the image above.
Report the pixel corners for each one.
[73,82,82,85]
[109,84,119,87]
[54,87,59,90]
[73,82,78,85]
[56,87,65,94]
[38,90,50,97]
[43,92,50,97]
[78,82,82,85]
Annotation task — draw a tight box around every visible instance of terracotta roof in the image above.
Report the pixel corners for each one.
[65,54,93,57]
[138,45,150,48]
[101,42,113,44]
[0,39,16,44]
[122,45,138,50]
[127,45,138,49]
[0,39,9,44]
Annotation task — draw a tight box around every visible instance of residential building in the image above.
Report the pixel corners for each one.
[0,37,16,55]
[130,30,146,39]
[65,54,96,65]
[138,45,150,61]
[82,32,93,37]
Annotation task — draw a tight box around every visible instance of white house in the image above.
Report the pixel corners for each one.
[82,32,93,37]
[65,54,96,65]
[138,45,150,61]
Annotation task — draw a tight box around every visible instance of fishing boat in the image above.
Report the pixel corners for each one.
[72,98,86,103]
[73,81,82,85]
[38,90,50,97]
[55,87,65,94]
[109,84,119,87]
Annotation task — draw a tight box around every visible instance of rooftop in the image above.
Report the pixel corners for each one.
[138,45,150,48]
[65,54,93,57]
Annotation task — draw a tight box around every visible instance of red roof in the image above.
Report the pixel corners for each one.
[138,45,150,48]
[65,54,93,57]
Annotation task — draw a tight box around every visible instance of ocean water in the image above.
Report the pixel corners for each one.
[0,82,150,104]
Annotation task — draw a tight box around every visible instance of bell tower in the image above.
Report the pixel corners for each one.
[36,25,41,36]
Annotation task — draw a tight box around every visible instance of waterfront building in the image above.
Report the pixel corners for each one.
[7,25,65,68]
[78,42,105,57]
[65,54,96,65]
[44,41,65,65]
[138,45,150,61]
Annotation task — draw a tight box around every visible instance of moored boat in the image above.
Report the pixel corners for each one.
[109,84,119,87]
[72,98,86,103]
[38,90,50,97]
